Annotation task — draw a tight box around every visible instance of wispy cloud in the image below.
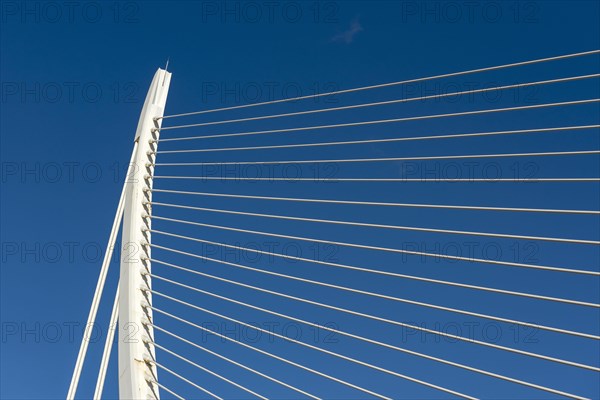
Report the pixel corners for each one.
[331,18,363,44]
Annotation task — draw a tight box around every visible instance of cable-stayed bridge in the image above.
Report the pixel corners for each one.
[67,50,599,400]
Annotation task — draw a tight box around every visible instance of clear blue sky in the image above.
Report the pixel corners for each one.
[1,1,599,399]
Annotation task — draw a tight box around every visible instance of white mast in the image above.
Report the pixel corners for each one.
[119,68,171,399]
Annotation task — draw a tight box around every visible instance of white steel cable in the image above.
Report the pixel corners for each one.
[150,188,600,215]
[93,285,119,400]
[154,150,600,167]
[149,262,600,373]
[152,342,268,400]
[156,125,600,152]
[155,176,600,182]
[152,242,595,308]
[156,99,600,138]
[150,303,476,400]
[150,316,391,400]
[150,215,600,276]
[158,49,600,120]
[152,288,590,400]
[150,327,321,399]
[147,56,600,398]
[150,229,599,340]
[156,74,600,129]
[152,380,185,400]
[67,141,138,400]
[154,361,223,399]
[151,244,599,339]
[149,202,599,245]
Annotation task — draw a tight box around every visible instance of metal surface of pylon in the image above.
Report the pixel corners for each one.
[119,68,171,400]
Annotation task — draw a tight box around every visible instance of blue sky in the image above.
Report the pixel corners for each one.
[1,1,599,399]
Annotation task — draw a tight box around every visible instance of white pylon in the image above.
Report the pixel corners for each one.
[119,68,171,400]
